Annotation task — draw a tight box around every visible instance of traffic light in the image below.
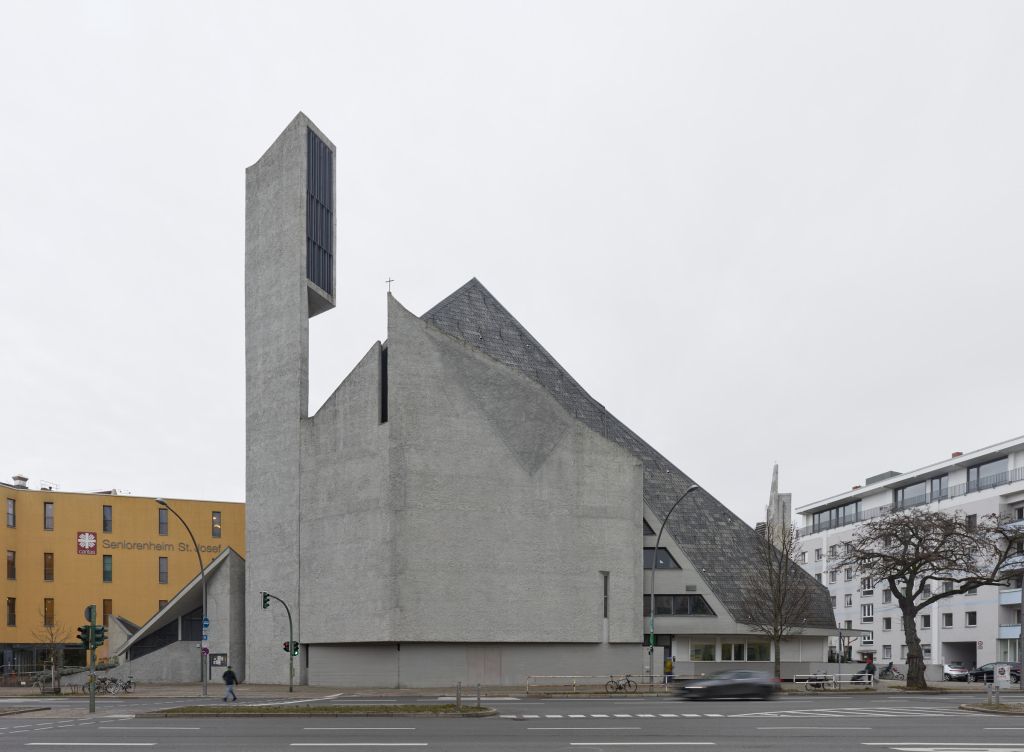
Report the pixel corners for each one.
[291,641,299,657]
[283,641,290,653]
[262,592,270,610]
[76,625,91,650]
[92,625,107,648]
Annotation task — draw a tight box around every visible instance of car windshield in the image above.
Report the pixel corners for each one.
[708,671,738,680]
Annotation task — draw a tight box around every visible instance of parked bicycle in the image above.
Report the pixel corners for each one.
[105,677,136,695]
[878,667,905,680]
[606,675,638,693]
[803,670,836,691]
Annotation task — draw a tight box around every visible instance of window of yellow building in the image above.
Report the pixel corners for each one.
[6,499,13,527]
[6,551,13,580]
[103,505,112,534]
[159,600,167,610]
[43,553,53,581]
[44,502,53,530]
[103,555,112,583]
[158,509,168,535]
[103,599,112,627]
[158,557,168,584]
[6,598,14,626]
[212,511,221,538]
[44,599,54,626]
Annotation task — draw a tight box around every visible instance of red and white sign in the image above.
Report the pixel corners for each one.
[77,532,97,555]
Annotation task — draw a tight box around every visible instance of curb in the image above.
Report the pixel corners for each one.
[0,708,50,716]
[959,703,1024,715]
[137,709,498,719]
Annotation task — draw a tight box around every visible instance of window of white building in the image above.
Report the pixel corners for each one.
[861,604,873,623]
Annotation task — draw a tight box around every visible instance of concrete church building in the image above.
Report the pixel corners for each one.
[245,113,835,687]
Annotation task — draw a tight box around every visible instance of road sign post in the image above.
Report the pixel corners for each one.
[87,604,96,714]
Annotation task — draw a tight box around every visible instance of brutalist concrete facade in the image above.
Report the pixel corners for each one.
[245,114,643,686]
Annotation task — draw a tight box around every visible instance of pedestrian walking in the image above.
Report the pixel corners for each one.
[223,665,238,701]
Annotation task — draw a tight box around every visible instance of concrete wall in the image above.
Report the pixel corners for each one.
[307,643,646,688]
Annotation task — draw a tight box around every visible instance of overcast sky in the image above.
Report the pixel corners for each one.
[1,1,1021,526]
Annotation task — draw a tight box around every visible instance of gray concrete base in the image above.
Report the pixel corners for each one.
[307,643,646,688]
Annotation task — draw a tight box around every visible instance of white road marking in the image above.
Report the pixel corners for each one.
[758,727,871,730]
[592,714,609,717]
[704,714,723,717]
[658,714,678,717]
[26,745,157,747]
[682,714,701,717]
[529,727,642,730]
[104,727,200,730]
[290,746,428,748]
[614,714,633,717]
[522,715,539,718]
[569,715,586,718]
[303,729,417,731]
[546,715,563,718]
[569,744,715,747]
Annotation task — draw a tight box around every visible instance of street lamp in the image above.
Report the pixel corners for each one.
[155,498,207,697]
[648,484,699,686]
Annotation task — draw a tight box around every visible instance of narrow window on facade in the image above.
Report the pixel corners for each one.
[845,567,853,581]
[212,511,221,539]
[922,584,932,597]
[6,597,15,626]
[844,619,853,630]
[966,611,977,626]
[830,596,836,608]
[799,552,807,563]
[43,553,53,581]
[642,548,680,569]
[380,347,389,423]
[882,617,891,631]
[103,599,112,627]
[721,643,744,661]
[930,475,949,501]
[815,574,822,583]
[158,600,168,610]
[861,604,873,622]
[6,499,13,527]
[44,598,54,626]
[1018,507,1024,521]
[900,644,908,659]
[882,589,892,603]
[829,570,837,584]
[829,545,837,557]
[602,573,609,618]
[103,505,112,533]
[967,587,978,595]
[844,594,852,607]
[43,502,53,530]
[922,643,932,660]
[159,557,168,584]
[6,551,13,580]
[883,645,892,659]
[845,543,851,554]
[861,578,873,594]
[103,555,112,582]
[921,614,930,629]
[815,548,822,561]
[158,509,168,536]
[942,581,953,593]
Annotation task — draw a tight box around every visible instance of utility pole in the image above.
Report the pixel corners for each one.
[262,592,295,692]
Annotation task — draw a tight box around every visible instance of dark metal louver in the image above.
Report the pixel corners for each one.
[307,129,333,295]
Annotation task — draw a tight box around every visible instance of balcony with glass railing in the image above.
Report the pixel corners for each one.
[796,465,1024,538]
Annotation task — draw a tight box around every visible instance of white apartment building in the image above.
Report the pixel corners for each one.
[796,435,1024,671]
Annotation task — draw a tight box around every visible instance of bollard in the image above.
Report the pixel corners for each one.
[477,682,481,708]
[996,685,1000,708]
[987,684,992,705]
[457,682,461,711]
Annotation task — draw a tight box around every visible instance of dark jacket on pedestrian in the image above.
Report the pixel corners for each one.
[223,669,238,686]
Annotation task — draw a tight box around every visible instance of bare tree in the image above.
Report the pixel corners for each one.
[738,510,815,679]
[832,508,1024,689]
[31,610,72,691]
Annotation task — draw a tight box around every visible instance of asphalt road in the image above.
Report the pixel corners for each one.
[1,692,1021,751]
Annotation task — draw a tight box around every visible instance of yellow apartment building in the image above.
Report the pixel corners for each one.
[1,476,244,671]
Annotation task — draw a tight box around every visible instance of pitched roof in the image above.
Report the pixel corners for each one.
[422,278,835,629]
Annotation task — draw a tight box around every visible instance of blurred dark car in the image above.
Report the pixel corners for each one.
[967,662,1020,683]
[674,670,778,700]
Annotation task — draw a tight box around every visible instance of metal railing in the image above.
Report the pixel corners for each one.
[797,466,1024,538]
[526,675,701,693]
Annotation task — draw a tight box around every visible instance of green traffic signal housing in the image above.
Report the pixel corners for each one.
[292,641,299,657]
[92,625,107,648]
[76,625,91,650]
[262,592,270,610]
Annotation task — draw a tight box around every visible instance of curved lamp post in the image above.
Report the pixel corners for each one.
[648,484,699,686]
[155,498,207,697]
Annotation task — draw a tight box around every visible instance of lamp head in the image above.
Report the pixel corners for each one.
[155,498,167,506]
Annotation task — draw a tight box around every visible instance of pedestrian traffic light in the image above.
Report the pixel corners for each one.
[292,641,299,657]
[76,625,91,650]
[262,592,270,610]
[92,625,107,648]
[283,641,290,653]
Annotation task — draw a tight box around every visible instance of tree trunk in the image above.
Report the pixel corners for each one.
[902,605,928,689]
[774,638,782,679]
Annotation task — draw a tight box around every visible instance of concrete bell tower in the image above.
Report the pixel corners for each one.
[244,113,336,683]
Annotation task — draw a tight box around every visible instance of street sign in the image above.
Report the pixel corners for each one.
[83,606,94,621]
[996,663,1013,687]
[203,617,210,628]
[202,634,209,642]
[202,647,209,656]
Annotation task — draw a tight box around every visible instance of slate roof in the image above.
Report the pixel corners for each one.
[422,278,836,629]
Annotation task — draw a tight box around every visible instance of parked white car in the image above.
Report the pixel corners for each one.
[943,663,968,681]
